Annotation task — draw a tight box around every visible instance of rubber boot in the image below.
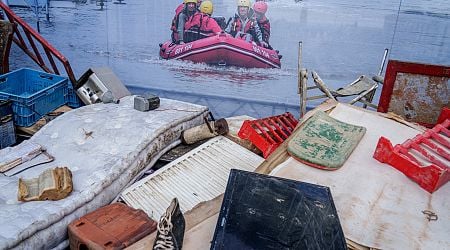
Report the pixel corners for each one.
[153,198,185,250]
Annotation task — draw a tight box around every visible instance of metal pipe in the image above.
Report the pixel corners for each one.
[378,48,389,76]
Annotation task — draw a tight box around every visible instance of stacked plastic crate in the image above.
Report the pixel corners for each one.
[67,82,82,108]
[0,100,15,149]
[0,68,81,127]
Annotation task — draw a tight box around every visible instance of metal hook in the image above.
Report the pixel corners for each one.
[422,210,438,221]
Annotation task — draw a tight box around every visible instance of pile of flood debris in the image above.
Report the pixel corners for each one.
[0,63,449,249]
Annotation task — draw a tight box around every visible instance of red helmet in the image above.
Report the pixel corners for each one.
[253,1,268,14]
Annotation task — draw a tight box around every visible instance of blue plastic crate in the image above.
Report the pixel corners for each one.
[0,68,69,127]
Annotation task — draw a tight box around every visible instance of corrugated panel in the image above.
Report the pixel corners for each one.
[120,136,264,220]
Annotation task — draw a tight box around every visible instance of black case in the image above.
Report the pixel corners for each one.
[145,93,160,110]
[211,169,347,250]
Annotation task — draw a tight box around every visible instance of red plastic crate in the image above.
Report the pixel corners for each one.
[238,112,298,158]
[436,107,450,125]
[373,118,450,193]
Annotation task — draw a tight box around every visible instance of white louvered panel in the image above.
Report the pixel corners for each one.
[120,136,264,220]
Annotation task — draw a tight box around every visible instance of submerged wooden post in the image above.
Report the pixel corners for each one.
[298,41,308,118]
[45,0,50,21]
[298,41,303,117]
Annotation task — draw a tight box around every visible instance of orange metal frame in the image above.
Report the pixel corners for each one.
[0,2,76,85]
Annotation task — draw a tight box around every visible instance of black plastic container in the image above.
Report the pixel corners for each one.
[211,169,347,250]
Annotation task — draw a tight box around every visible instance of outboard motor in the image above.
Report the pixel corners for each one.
[212,16,227,30]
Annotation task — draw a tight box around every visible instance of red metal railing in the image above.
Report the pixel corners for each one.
[0,2,76,85]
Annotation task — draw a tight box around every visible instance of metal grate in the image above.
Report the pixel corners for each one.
[120,136,264,220]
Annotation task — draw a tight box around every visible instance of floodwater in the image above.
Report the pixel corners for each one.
[8,0,450,118]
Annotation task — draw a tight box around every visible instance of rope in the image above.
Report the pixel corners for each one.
[389,0,403,53]
[9,151,55,176]
[105,0,110,66]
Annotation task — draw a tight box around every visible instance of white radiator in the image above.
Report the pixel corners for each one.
[120,136,264,220]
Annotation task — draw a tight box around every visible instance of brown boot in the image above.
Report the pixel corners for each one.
[153,198,185,250]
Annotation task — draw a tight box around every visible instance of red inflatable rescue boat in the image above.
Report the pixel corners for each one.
[159,33,282,69]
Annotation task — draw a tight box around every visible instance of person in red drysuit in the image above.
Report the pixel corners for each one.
[253,1,271,48]
[183,1,222,43]
[170,0,200,44]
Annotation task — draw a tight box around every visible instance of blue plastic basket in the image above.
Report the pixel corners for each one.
[0,68,69,127]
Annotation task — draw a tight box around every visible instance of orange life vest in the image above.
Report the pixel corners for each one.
[229,14,258,39]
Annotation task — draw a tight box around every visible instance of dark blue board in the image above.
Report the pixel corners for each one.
[211,169,347,250]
